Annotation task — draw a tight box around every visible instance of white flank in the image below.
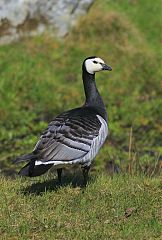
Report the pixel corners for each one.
[81,115,108,164]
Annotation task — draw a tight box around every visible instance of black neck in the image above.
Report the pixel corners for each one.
[82,68,108,122]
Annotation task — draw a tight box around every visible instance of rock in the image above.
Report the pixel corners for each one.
[0,0,94,45]
[124,207,137,218]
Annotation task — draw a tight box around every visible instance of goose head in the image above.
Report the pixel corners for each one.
[83,56,112,75]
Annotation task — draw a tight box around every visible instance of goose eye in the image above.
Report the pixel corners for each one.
[93,60,98,64]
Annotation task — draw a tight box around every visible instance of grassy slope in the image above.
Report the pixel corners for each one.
[0,0,162,174]
[0,175,161,240]
[0,0,162,238]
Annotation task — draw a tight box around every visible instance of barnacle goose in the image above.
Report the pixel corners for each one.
[14,56,112,186]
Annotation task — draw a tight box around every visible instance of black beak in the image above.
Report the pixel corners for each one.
[102,63,112,71]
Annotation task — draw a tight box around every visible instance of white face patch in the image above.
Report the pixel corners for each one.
[85,57,105,74]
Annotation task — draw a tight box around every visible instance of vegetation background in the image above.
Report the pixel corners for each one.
[0,0,161,239]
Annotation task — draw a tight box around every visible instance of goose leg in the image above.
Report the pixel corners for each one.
[82,165,90,187]
[57,168,62,184]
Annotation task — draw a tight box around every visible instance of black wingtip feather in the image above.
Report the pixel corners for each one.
[18,162,53,177]
[13,153,35,164]
[18,162,30,176]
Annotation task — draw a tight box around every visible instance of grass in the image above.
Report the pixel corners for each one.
[0,0,162,238]
[0,174,161,240]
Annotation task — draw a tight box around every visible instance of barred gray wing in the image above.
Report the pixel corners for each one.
[33,108,101,162]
